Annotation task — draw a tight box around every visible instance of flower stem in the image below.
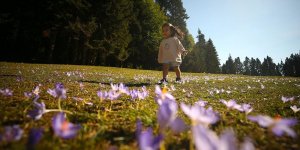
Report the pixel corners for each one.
[45,109,73,114]
[58,98,62,111]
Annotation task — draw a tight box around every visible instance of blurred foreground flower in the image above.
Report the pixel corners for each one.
[52,113,81,139]
[158,100,186,133]
[192,125,254,150]
[248,115,297,138]
[0,125,23,142]
[136,120,163,150]
[27,128,43,149]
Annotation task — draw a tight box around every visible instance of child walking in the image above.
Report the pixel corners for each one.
[158,23,187,84]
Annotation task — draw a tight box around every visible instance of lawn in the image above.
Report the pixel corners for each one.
[0,62,299,150]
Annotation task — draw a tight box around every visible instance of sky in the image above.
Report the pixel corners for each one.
[182,0,300,65]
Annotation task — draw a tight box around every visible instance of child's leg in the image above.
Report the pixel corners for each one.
[162,63,169,79]
[174,66,181,79]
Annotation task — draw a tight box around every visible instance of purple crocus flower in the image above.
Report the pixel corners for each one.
[27,128,43,149]
[240,103,253,114]
[0,88,13,96]
[181,103,219,126]
[47,83,67,99]
[97,90,109,100]
[192,125,255,150]
[248,115,298,138]
[195,99,208,107]
[27,100,47,120]
[0,125,23,142]
[220,99,238,109]
[155,85,175,105]
[52,113,81,139]
[281,96,295,103]
[158,100,186,133]
[136,120,163,150]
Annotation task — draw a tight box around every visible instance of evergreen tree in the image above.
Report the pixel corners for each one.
[126,0,166,69]
[224,55,235,74]
[243,57,251,75]
[255,58,262,76]
[234,57,243,74]
[205,39,220,73]
[283,52,300,76]
[261,56,276,76]
[250,58,258,76]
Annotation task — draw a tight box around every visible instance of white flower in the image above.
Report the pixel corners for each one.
[290,105,300,113]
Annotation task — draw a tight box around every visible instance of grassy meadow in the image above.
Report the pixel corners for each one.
[0,62,300,150]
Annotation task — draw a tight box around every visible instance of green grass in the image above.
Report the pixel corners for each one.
[0,62,300,150]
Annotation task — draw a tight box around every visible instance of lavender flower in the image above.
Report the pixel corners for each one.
[0,88,13,96]
[136,120,163,150]
[47,83,67,99]
[240,103,253,114]
[220,99,238,109]
[52,113,81,139]
[0,125,23,142]
[192,125,255,150]
[158,100,186,133]
[281,96,295,103]
[97,90,108,100]
[155,85,175,105]
[248,115,298,138]
[27,100,47,120]
[27,128,43,149]
[181,103,219,126]
[195,99,208,107]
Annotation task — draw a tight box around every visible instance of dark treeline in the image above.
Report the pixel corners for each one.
[0,0,298,77]
[221,52,300,77]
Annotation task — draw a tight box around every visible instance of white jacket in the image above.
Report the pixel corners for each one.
[158,36,186,64]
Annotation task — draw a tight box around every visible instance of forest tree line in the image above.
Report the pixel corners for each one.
[0,0,299,76]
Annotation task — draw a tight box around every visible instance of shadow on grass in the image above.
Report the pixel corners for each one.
[78,80,151,87]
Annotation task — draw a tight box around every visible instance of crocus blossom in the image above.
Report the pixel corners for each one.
[27,128,43,149]
[0,88,13,96]
[0,125,23,142]
[47,83,67,99]
[27,99,47,120]
[248,115,298,138]
[192,125,255,150]
[290,105,300,113]
[155,85,175,105]
[180,102,219,126]
[136,120,163,150]
[158,100,186,133]
[281,96,295,103]
[52,113,81,139]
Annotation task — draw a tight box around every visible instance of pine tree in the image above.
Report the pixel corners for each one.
[243,57,251,75]
[205,39,220,73]
[234,57,243,74]
[224,55,235,74]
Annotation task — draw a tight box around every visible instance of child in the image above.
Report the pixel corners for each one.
[158,23,187,84]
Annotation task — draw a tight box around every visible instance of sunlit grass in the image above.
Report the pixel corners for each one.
[0,62,299,149]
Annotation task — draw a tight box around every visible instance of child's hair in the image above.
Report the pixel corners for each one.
[162,23,185,39]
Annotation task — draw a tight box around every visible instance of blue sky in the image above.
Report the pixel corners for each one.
[182,0,300,65]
